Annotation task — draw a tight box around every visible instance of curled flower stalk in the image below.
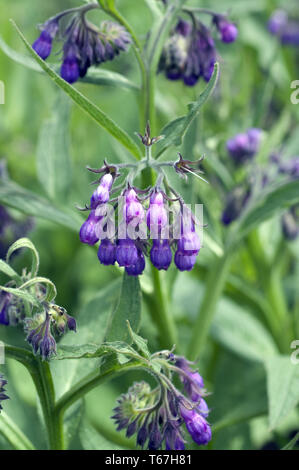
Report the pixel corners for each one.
[111,343,212,451]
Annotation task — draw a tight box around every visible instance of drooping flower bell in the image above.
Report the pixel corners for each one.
[32,19,59,60]
[79,210,102,246]
[213,15,238,43]
[32,4,132,83]
[174,214,200,272]
[116,238,138,268]
[0,375,9,412]
[150,239,172,271]
[226,128,262,164]
[0,290,25,326]
[147,191,168,236]
[25,304,76,360]
[125,249,146,276]
[97,239,116,266]
[124,188,145,225]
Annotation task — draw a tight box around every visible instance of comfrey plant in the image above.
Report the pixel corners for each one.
[78,125,203,275]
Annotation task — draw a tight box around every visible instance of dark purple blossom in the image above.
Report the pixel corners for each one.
[0,291,11,326]
[79,211,101,245]
[150,239,172,271]
[213,15,238,43]
[97,239,116,266]
[226,128,262,163]
[125,249,145,276]
[32,20,59,60]
[179,405,212,446]
[116,238,138,267]
[32,6,132,84]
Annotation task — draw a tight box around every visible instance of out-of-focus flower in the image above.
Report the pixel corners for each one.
[213,15,238,43]
[226,128,262,164]
[268,10,299,46]
[281,206,299,241]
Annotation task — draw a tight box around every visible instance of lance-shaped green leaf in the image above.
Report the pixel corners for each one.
[0,412,36,450]
[37,92,72,201]
[265,355,299,430]
[235,179,299,243]
[0,179,82,232]
[156,63,219,157]
[11,21,142,160]
[0,260,21,283]
[6,238,39,277]
[106,273,142,343]
[0,35,138,90]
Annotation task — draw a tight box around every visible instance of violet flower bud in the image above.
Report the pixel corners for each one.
[116,238,138,267]
[97,239,116,266]
[180,405,212,446]
[90,173,113,208]
[61,44,80,84]
[150,239,172,271]
[79,211,101,245]
[125,250,145,276]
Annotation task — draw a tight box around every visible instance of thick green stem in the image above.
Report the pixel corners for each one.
[150,267,178,349]
[5,345,64,450]
[187,254,231,360]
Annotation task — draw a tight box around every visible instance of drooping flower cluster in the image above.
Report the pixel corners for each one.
[25,304,76,361]
[221,130,299,236]
[78,150,203,276]
[268,10,299,46]
[32,4,132,84]
[159,13,237,86]
[112,352,211,450]
[0,375,9,412]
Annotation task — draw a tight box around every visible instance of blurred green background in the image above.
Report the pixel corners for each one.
[0,0,298,450]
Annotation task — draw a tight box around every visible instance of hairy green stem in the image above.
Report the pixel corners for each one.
[5,345,64,450]
[55,360,142,416]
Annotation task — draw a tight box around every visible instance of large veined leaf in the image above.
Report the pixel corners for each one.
[0,35,138,90]
[265,355,299,430]
[79,418,125,450]
[11,22,142,160]
[37,92,72,201]
[211,297,278,362]
[105,272,142,343]
[235,179,299,243]
[51,279,122,398]
[0,179,81,232]
[156,63,219,157]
